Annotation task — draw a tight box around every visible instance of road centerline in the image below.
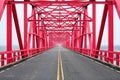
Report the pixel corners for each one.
[57,49,60,80]
[57,49,64,80]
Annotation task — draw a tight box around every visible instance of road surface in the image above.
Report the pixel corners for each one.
[0,47,120,80]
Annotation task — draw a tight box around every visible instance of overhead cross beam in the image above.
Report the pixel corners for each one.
[8,1,113,5]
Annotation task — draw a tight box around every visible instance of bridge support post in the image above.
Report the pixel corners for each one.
[1,53,4,66]
[92,3,96,58]
[7,3,12,64]
[108,2,114,64]
[24,2,28,58]
[32,9,36,50]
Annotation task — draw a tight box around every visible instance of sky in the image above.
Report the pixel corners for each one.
[0,0,120,46]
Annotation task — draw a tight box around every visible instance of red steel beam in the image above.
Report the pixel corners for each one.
[108,0,114,64]
[7,3,12,64]
[115,0,120,18]
[0,0,7,20]
[24,1,28,58]
[12,5,24,50]
[92,1,96,57]
[9,1,112,5]
[32,9,36,49]
[96,5,108,57]
[80,9,87,51]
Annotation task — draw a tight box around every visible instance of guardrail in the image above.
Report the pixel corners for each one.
[0,48,47,67]
[70,48,120,68]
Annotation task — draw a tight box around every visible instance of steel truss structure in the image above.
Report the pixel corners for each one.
[0,0,120,68]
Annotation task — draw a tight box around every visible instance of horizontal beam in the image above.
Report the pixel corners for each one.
[38,29,82,31]
[8,1,113,5]
[37,26,73,28]
[38,29,84,31]
[28,19,92,22]
[27,32,45,40]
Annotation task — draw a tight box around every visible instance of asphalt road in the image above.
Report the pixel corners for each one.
[0,46,120,80]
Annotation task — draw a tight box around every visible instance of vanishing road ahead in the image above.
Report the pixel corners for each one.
[0,47,120,80]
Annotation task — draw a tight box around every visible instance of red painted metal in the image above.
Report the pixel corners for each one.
[115,0,120,18]
[0,0,120,68]
[96,5,108,57]
[12,5,24,50]
[108,1,114,64]
[0,0,7,20]
[7,3,12,64]
[24,2,28,58]
[92,3,96,57]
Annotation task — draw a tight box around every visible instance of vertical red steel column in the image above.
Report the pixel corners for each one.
[70,35,72,48]
[46,34,48,49]
[116,52,119,66]
[49,35,51,48]
[36,25,39,50]
[39,18,43,50]
[7,3,12,64]
[79,14,82,52]
[24,2,28,57]
[34,13,38,51]
[83,10,87,49]
[50,35,53,48]
[40,18,44,49]
[44,33,46,49]
[77,16,80,51]
[67,35,69,48]
[32,9,36,49]
[68,34,70,48]
[108,0,114,64]
[1,53,4,66]
[71,33,73,49]
[92,2,96,57]
[74,31,76,49]
[76,23,79,51]
[72,32,75,50]
[37,14,40,49]
[44,34,47,49]
[80,10,86,52]
[47,35,49,48]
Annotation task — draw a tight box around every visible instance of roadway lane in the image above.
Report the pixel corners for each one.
[0,47,59,80]
[60,47,120,80]
[0,46,120,80]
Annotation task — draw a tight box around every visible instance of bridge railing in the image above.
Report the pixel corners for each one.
[0,48,46,67]
[73,48,120,67]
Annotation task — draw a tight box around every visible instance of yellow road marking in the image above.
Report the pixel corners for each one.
[60,50,64,80]
[57,49,64,80]
[57,49,60,80]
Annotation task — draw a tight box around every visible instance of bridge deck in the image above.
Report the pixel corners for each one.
[0,47,120,80]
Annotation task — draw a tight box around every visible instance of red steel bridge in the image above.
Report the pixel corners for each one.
[0,0,120,80]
